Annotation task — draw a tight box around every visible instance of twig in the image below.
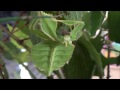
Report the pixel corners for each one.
[0,24,31,52]
[0,25,37,79]
[21,63,37,79]
[11,11,25,33]
[92,11,109,39]
[13,19,29,33]
[107,65,110,79]
[58,68,65,79]
[102,11,108,24]
[107,45,110,79]
[102,47,120,53]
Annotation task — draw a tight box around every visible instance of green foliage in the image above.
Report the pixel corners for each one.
[1,11,120,79]
[108,11,120,43]
[29,11,45,44]
[16,51,30,62]
[79,35,103,77]
[90,11,104,36]
[30,11,85,76]
[70,23,84,41]
[57,20,82,26]
[40,11,58,41]
[31,41,74,76]
[7,24,33,49]
[63,40,95,79]
[64,11,83,21]
[82,12,91,32]
[57,20,85,41]
[0,41,20,59]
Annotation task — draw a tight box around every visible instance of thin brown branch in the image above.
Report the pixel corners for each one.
[107,45,110,79]
[13,20,29,33]
[58,68,65,79]
[0,25,39,79]
[102,47,120,53]
[0,24,31,52]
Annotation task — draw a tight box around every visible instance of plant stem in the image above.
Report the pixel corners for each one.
[107,65,110,79]
[103,47,120,53]
[58,68,65,79]
[106,45,110,79]
[21,63,37,79]
[102,11,108,24]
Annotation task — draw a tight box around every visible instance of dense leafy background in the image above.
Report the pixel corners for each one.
[0,11,120,79]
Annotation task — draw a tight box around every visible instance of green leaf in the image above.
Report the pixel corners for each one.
[31,41,75,76]
[101,42,120,68]
[64,11,83,21]
[41,11,58,41]
[29,11,58,41]
[90,36,104,76]
[28,32,41,45]
[16,51,30,63]
[29,11,49,44]
[7,19,29,35]
[101,55,120,72]
[70,22,85,41]
[90,11,104,36]
[101,55,117,69]
[57,20,82,26]
[29,29,50,40]
[7,24,33,49]
[69,11,83,20]
[90,36,103,52]
[108,11,120,43]
[82,12,91,32]
[79,36,103,77]
[63,41,95,79]
[0,41,20,60]
[29,12,47,40]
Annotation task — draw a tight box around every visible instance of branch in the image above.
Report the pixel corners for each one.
[0,24,31,52]
[20,63,37,79]
[102,47,120,53]
[0,25,37,78]
[58,68,65,79]
[2,54,36,79]
[107,45,110,79]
